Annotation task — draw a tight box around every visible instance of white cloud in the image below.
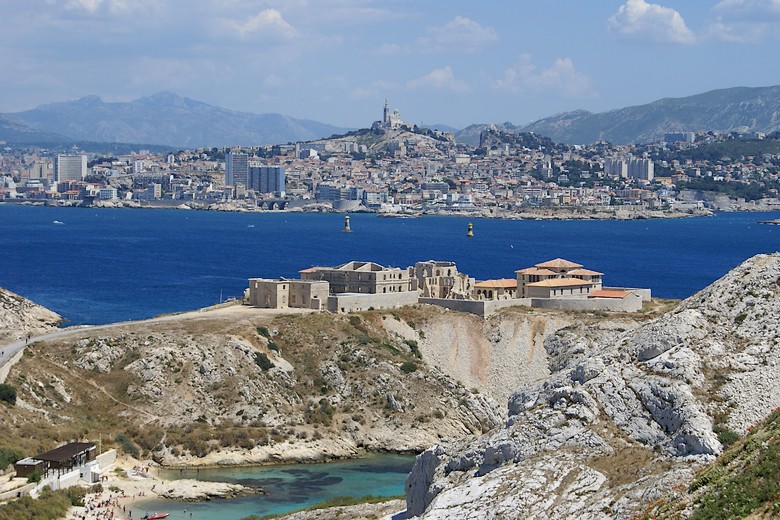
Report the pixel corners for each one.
[378,16,497,55]
[707,0,780,42]
[607,0,695,44]
[418,16,498,53]
[374,43,403,56]
[63,0,157,16]
[228,8,296,39]
[263,74,285,88]
[350,80,398,99]
[713,0,780,20]
[493,54,594,98]
[407,66,470,93]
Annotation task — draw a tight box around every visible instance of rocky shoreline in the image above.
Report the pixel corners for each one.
[0,198,719,220]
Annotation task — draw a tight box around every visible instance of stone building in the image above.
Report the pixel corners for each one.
[516,258,603,298]
[411,260,473,299]
[473,279,517,300]
[300,261,416,294]
[248,278,329,310]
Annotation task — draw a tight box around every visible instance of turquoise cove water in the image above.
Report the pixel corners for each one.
[129,454,413,520]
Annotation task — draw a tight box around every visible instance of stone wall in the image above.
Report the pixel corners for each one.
[327,291,419,313]
[0,482,34,501]
[530,293,643,312]
[418,298,532,316]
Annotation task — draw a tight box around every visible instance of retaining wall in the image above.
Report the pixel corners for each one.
[531,293,643,312]
[0,482,34,500]
[418,298,532,316]
[327,291,419,313]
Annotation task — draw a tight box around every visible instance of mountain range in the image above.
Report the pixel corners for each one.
[4,85,780,149]
[1,92,350,149]
[516,85,780,145]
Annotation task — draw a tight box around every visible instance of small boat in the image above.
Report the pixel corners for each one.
[53,220,64,225]
[142,513,170,520]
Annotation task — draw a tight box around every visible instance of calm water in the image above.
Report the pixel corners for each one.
[129,454,413,520]
[1,205,780,325]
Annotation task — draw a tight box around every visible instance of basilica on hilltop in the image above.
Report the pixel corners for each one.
[372,99,405,130]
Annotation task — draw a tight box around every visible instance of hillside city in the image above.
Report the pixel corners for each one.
[1,101,780,217]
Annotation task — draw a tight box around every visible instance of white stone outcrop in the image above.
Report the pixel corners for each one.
[405,253,780,519]
[0,287,62,343]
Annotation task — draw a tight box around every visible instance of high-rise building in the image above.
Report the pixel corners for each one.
[627,158,654,181]
[604,158,628,177]
[249,164,285,196]
[28,159,52,180]
[664,132,695,144]
[55,154,87,182]
[225,153,249,187]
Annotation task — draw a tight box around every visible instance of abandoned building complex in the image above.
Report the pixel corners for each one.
[247,258,650,315]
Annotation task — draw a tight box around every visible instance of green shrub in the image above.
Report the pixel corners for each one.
[114,433,140,458]
[404,339,420,357]
[400,361,417,374]
[267,341,280,352]
[0,384,17,405]
[0,487,72,520]
[255,352,274,371]
[715,426,740,447]
[0,446,24,469]
[305,398,334,426]
[256,326,271,338]
[27,470,41,483]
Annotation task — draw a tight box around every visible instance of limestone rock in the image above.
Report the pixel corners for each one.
[0,287,62,342]
[405,253,780,519]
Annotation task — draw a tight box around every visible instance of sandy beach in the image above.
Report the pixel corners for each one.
[64,456,249,520]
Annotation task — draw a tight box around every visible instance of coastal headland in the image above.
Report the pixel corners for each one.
[3,252,780,518]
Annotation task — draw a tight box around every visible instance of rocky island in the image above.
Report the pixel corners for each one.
[2,254,780,519]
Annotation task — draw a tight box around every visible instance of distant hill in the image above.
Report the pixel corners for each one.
[0,114,73,146]
[455,122,522,147]
[419,123,460,134]
[520,85,780,145]
[2,92,351,148]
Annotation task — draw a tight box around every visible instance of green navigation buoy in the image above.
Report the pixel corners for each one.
[467,222,474,237]
[344,215,352,233]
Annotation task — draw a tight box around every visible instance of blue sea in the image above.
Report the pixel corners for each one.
[1,205,780,325]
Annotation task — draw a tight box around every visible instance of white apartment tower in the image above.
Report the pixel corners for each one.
[627,158,654,181]
[225,153,249,187]
[55,154,87,182]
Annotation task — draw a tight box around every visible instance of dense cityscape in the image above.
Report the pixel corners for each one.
[2,102,779,217]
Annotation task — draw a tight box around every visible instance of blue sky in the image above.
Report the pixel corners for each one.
[2,0,779,128]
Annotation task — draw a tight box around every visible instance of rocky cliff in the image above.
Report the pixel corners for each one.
[405,253,780,519]
[0,307,502,463]
[0,287,62,343]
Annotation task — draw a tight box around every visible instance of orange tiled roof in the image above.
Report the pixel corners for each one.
[527,277,593,288]
[567,268,603,276]
[515,267,558,276]
[534,258,583,269]
[474,279,517,289]
[588,289,630,299]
